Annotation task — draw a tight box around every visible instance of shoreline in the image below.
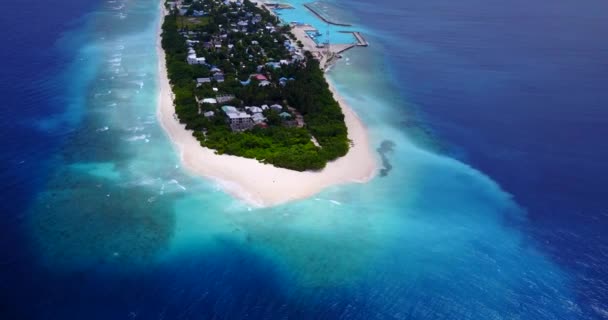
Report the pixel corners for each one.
[156,4,377,207]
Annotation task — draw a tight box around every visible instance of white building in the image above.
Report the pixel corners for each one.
[187,48,206,65]
[227,112,254,131]
[222,106,254,131]
[251,113,266,124]
[247,106,263,113]
[201,98,217,104]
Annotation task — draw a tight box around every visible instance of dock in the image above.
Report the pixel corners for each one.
[303,3,352,27]
[331,44,356,54]
[262,3,369,70]
[338,31,368,46]
[353,32,368,46]
[265,3,294,9]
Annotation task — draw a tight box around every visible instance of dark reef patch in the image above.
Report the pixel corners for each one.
[376,140,395,177]
[27,164,177,271]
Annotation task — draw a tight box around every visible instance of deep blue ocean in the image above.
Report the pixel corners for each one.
[1,0,607,319]
[339,0,608,316]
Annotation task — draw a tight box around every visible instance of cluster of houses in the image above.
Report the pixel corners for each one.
[176,0,305,68]
[219,104,291,131]
[170,0,308,132]
[196,96,293,131]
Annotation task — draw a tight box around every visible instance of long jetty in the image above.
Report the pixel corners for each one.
[265,3,294,9]
[303,3,352,27]
[338,31,369,47]
[353,32,369,46]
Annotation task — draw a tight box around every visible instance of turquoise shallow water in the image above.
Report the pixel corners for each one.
[272,0,360,44]
[5,0,595,318]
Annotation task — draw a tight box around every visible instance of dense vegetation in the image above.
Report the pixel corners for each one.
[161,0,348,171]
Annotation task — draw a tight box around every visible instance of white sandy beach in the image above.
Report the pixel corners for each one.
[156,6,377,207]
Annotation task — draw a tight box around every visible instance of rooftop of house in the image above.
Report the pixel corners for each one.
[252,113,266,121]
[221,105,238,114]
[227,112,251,119]
[246,106,263,113]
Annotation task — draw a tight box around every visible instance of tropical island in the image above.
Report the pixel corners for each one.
[157,0,376,206]
[161,0,350,171]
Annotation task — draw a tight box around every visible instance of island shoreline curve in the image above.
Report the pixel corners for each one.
[156,3,377,207]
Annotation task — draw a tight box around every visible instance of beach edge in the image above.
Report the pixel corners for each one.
[155,3,377,207]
